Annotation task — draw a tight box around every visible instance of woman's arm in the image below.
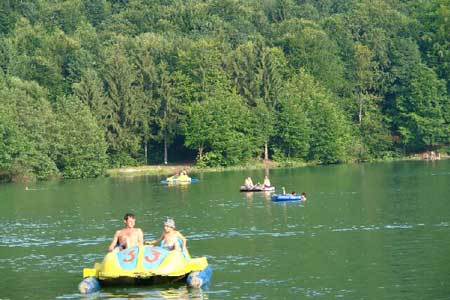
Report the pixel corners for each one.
[145,232,164,245]
[177,231,187,251]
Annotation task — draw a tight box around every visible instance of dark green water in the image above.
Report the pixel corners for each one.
[1,160,449,300]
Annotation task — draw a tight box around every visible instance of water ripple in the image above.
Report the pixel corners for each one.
[330,223,422,233]
[0,236,109,248]
[0,252,105,273]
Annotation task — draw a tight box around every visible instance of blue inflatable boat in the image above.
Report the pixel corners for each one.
[271,194,303,202]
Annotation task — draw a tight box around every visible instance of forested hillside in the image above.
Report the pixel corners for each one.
[0,0,449,181]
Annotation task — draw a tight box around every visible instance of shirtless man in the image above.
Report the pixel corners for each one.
[108,213,144,252]
[145,218,186,252]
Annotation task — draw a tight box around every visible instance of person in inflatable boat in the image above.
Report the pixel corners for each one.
[145,218,187,252]
[244,177,254,188]
[108,213,144,252]
[301,192,307,201]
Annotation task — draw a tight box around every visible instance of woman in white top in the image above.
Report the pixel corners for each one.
[244,177,254,188]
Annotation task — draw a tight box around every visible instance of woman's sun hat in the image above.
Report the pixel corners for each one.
[164,218,176,228]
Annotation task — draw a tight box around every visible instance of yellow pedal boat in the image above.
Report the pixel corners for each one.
[80,245,209,292]
[161,174,199,185]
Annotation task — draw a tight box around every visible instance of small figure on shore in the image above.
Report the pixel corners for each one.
[146,218,187,252]
[430,151,436,160]
[424,151,442,161]
[108,213,144,252]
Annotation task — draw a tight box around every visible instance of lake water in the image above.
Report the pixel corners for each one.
[1,160,449,300]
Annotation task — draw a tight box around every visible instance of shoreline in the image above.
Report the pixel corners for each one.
[105,154,449,178]
[105,160,284,177]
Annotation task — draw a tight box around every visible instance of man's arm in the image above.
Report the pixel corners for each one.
[108,231,119,252]
[137,228,144,246]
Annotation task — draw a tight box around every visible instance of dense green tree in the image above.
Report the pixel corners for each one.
[0,76,58,179]
[296,72,351,163]
[38,0,86,34]
[274,18,345,93]
[274,95,311,160]
[228,41,262,105]
[410,0,450,91]
[0,110,24,178]
[154,62,180,165]
[265,0,296,23]
[386,36,449,151]
[0,38,12,74]
[54,95,108,178]
[208,0,265,46]
[257,47,287,159]
[8,17,89,98]
[73,69,109,128]
[183,101,211,160]
[102,43,142,166]
[227,43,287,159]
[0,1,17,35]
[359,107,393,159]
[354,43,378,126]
[82,0,112,27]
[184,87,256,166]
[394,64,448,151]
[130,33,176,163]
[177,38,227,102]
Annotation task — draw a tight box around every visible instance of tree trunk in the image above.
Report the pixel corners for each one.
[144,142,148,164]
[164,135,168,165]
[264,142,269,161]
[198,146,203,160]
[358,93,363,126]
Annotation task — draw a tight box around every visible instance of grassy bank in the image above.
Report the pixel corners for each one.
[106,152,449,178]
[106,160,310,178]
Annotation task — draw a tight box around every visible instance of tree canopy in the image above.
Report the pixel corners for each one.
[0,0,449,181]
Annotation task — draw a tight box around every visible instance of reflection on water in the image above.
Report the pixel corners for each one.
[1,160,450,299]
[59,285,207,300]
[243,192,253,201]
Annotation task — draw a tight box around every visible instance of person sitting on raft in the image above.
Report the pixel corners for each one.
[145,218,187,252]
[263,176,271,187]
[244,177,254,188]
[108,213,144,252]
